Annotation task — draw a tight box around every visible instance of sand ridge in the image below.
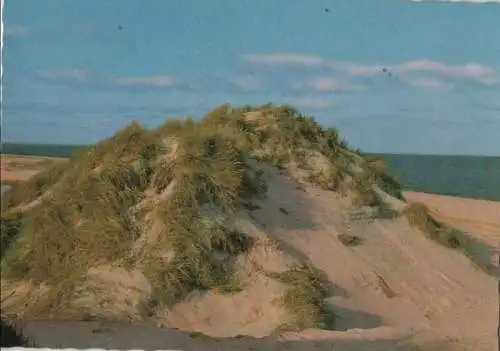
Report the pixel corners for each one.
[1,152,499,350]
[14,168,499,350]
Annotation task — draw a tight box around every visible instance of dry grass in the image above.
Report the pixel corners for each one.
[0,103,404,327]
[268,265,335,331]
[401,202,496,275]
[402,202,463,249]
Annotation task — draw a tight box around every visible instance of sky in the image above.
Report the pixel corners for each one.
[2,0,500,155]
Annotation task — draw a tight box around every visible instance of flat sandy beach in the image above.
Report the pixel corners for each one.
[403,191,500,248]
[1,155,64,182]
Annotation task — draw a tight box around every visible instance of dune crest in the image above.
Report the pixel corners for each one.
[1,104,497,350]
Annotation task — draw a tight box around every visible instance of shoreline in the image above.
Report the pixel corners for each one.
[2,154,499,237]
[2,151,499,201]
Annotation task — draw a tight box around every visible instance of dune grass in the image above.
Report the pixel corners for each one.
[269,265,336,331]
[0,103,404,324]
[402,202,463,249]
[402,202,497,275]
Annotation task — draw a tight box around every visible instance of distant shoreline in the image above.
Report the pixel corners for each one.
[1,145,499,202]
[2,142,499,158]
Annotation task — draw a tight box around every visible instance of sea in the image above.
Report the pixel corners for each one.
[1,142,499,201]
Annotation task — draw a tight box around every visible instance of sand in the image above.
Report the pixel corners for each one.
[403,191,500,248]
[1,154,64,182]
[2,155,499,350]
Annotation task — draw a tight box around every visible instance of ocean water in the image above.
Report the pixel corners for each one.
[2,143,499,201]
[374,153,500,202]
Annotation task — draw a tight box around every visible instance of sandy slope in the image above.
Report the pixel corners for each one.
[3,160,499,350]
[251,165,498,350]
[404,191,500,248]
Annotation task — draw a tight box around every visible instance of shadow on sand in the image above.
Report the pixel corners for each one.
[22,320,422,351]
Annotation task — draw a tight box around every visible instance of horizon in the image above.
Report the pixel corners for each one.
[3,140,500,158]
[3,0,500,156]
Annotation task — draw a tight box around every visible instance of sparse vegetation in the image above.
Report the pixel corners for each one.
[0,103,404,329]
[401,202,496,275]
[402,202,464,249]
[269,265,335,331]
[338,234,363,246]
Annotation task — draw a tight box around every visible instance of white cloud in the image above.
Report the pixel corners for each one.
[286,96,331,109]
[310,78,342,91]
[396,60,496,80]
[5,24,30,37]
[404,77,452,90]
[411,0,500,3]
[241,53,499,85]
[329,59,499,85]
[241,53,323,66]
[327,61,384,75]
[113,75,177,87]
[37,68,88,82]
[477,76,500,85]
[308,77,367,92]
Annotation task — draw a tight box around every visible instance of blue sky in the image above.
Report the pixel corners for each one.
[3,0,500,155]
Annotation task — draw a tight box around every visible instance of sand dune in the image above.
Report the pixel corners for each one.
[1,108,499,351]
[8,165,499,351]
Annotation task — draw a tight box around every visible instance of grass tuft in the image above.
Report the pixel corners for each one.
[402,202,463,248]
[401,202,498,276]
[269,265,335,331]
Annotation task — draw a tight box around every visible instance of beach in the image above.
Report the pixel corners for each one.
[403,191,500,248]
